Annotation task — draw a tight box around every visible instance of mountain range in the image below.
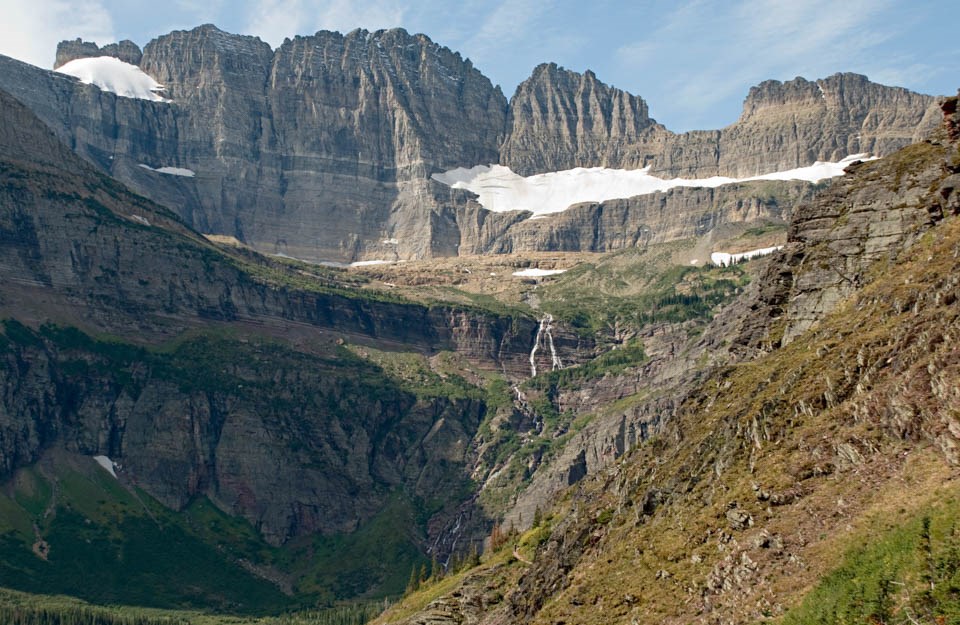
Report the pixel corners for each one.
[0,26,941,264]
[0,22,957,625]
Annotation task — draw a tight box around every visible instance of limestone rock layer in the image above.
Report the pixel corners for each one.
[0,27,942,262]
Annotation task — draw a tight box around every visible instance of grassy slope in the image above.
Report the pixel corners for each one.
[374,136,960,624]
[0,585,385,625]
[522,222,960,622]
[0,323,496,612]
[0,448,429,615]
[0,459,289,613]
[536,242,752,335]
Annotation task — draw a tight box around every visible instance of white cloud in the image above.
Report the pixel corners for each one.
[0,0,115,69]
[174,0,226,24]
[616,0,898,129]
[242,0,406,47]
[312,0,406,34]
[244,0,307,47]
[869,63,943,91]
[463,0,554,58]
[453,0,594,92]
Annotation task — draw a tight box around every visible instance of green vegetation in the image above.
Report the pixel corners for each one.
[782,500,960,625]
[0,450,429,614]
[0,467,290,613]
[0,587,386,625]
[530,339,647,391]
[537,245,751,337]
[277,497,428,602]
[0,321,488,613]
[343,346,484,402]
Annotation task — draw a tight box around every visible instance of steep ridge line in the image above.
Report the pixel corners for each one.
[0,28,941,263]
[374,92,960,625]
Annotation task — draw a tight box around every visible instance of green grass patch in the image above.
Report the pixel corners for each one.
[529,339,647,391]
[279,496,427,602]
[782,498,960,625]
[537,246,751,338]
[0,322,484,612]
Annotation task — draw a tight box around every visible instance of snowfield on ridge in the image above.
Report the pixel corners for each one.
[432,155,873,217]
[56,57,169,102]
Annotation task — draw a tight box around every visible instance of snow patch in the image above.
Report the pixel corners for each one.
[382,238,399,245]
[56,57,169,102]
[512,268,567,277]
[129,214,150,226]
[350,259,396,267]
[710,246,783,266]
[432,155,873,218]
[139,164,196,177]
[93,455,118,478]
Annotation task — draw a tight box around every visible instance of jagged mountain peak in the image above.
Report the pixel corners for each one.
[54,37,143,69]
[501,62,659,176]
[517,62,625,95]
[143,23,273,58]
[10,25,942,264]
[737,72,930,121]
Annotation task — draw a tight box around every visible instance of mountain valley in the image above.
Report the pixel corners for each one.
[0,21,956,625]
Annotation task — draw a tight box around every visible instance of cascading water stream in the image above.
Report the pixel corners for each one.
[529,313,563,377]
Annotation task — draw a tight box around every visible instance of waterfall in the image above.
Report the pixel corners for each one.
[529,313,563,377]
[512,384,542,434]
[529,318,545,377]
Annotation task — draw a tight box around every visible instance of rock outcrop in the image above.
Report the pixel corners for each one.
[728,131,956,353]
[55,38,143,68]
[0,87,592,548]
[504,70,941,178]
[0,28,942,264]
[499,63,667,175]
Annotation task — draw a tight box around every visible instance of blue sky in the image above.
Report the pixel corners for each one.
[0,0,956,131]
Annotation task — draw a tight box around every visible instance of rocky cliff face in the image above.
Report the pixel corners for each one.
[504,70,941,178]
[704,73,943,177]
[725,104,960,355]
[0,26,509,262]
[55,38,143,68]
[499,63,667,176]
[457,179,812,255]
[0,326,485,546]
[0,87,595,552]
[0,29,941,264]
[136,25,509,261]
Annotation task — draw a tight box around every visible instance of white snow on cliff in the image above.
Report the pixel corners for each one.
[138,164,195,177]
[432,155,873,218]
[710,246,784,266]
[93,455,118,478]
[350,259,397,267]
[512,268,567,277]
[56,57,169,102]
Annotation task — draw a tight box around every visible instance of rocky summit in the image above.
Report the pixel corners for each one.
[0,26,941,263]
[0,19,957,625]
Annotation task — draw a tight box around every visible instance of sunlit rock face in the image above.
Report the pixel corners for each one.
[0,28,941,263]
